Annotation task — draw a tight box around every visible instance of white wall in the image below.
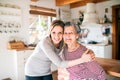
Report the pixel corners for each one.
[71,0,120,21]
[0,0,30,79]
[30,0,71,21]
[96,0,120,22]
[70,0,119,45]
[58,5,71,22]
[0,0,60,79]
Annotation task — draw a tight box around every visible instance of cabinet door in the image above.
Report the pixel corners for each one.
[95,46,104,58]
[23,50,33,65]
[104,45,112,59]
[85,45,104,58]
[85,45,112,58]
[16,50,33,80]
[16,51,25,80]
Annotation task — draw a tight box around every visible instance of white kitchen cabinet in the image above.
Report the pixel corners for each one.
[14,50,33,80]
[83,44,112,59]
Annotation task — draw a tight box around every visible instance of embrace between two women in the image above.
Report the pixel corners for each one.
[25,20,106,80]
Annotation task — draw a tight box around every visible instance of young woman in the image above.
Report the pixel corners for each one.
[58,22,106,80]
[25,20,94,80]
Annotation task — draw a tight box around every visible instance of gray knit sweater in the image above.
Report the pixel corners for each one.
[25,36,68,76]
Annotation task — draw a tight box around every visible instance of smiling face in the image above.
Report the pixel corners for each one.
[50,26,63,45]
[63,26,78,45]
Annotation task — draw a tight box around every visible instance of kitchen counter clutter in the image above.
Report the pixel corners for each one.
[7,41,25,49]
[83,42,112,46]
[7,41,35,51]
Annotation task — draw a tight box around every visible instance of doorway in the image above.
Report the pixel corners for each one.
[112,5,120,60]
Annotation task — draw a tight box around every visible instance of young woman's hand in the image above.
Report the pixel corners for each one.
[87,49,95,60]
[81,49,95,63]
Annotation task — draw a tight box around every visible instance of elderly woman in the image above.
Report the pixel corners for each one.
[58,22,107,80]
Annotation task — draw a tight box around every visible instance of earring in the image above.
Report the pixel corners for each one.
[76,36,78,39]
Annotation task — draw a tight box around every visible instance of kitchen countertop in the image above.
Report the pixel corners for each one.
[82,43,112,46]
[8,47,35,51]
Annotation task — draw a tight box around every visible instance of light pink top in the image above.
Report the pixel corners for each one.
[63,44,106,80]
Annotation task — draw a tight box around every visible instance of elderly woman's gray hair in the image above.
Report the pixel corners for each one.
[64,21,81,34]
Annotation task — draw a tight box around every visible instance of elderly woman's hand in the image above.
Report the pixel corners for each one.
[58,68,69,80]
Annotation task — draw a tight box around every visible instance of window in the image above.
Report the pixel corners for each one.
[29,14,56,44]
[29,5,56,45]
